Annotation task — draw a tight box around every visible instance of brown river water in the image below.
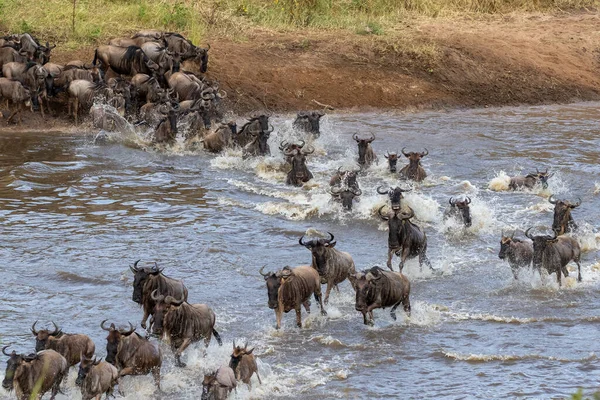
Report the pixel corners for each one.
[1,103,600,399]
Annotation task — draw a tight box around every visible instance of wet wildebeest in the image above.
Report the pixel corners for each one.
[130,259,188,330]
[230,341,262,388]
[329,167,360,190]
[384,152,399,173]
[279,140,307,164]
[330,185,362,211]
[508,168,553,190]
[76,354,119,400]
[379,207,433,272]
[293,111,324,136]
[2,347,68,400]
[399,148,428,181]
[0,77,31,124]
[443,197,472,228]
[2,62,49,117]
[285,145,314,186]
[243,126,274,157]
[377,186,411,211]
[31,321,95,368]
[350,266,411,326]
[0,46,28,71]
[153,108,178,145]
[353,133,377,168]
[549,195,580,235]
[150,291,223,368]
[235,114,271,148]
[525,228,582,286]
[131,74,167,104]
[140,41,181,85]
[93,45,159,77]
[139,100,176,128]
[202,122,237,152]
[498,232,534,279]
[202,366,236,400]
[299,233,356,304]
[260,265,327,330]
[101,320,162,390]
[67,80,115,124]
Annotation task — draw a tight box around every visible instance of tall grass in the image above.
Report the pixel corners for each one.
[0,0,597,47]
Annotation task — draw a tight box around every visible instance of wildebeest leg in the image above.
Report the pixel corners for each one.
[362,311,369,325]
[303,300,311,313]
[74,97,80,125]
[387,248,394,271]
[314,285,327,316]
[574,259,582,282]
[275,308,282,330]
[511,266,519,280]
[140,309,150,329]
[324,282,333,305]
[364,304,380,326]
[420,250,434,271]
[151,367,161,391]
[556,270,562,287]
[174,338,192,367]
[402,295,411,317]
[390,302,401,320]
[295,305,303,328]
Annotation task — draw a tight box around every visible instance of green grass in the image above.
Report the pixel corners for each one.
[0,0,597,49]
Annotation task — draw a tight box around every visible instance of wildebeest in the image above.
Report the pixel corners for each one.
[330,185,362,210]
[444,197,472,228]
[549,195,580,235]
[299,232,356,304]
[259,265,327,329]
[353,133,377,168]
[508,168,553,190]
[525,228,582,286]
[150,291,223,367]
[53,65,103,90]
[279,140,307,164]
[161,33,210,72]
[285,145,314,185]
[140,41,181,85]
[17,34,55,64]
[76,354,119,400]
[377,186,411,211]
[109,36,157,48]
[329,167,360,190]
[167,71,206,101]
[379,207,433,272]
[130,259,189,330]
[293,111,324,136]
[2,347,68,400]
[384,152,399,173]
[350,266,411,325]
[230,341,261,388]
[243,127,274,157]
[0,77,31,124]
[399,148,428,181]
[31,321,95,368]
[67,80,115,124]
[202,121,237,152]
[0,46,28,71]
[101,320,162,390]
[202,366,236,400]
[93,45,159,77]
[131,74,167,104]
[498,232,534,279]
[235,114,271,147]
[153,108,178,145]
[2,62,49,116]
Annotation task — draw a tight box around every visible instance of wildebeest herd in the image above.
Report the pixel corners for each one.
[0,30,590,400]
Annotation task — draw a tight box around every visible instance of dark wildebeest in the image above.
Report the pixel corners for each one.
[202,122,237,152]
[130,259,189,330]
[131,74,167,104]
[259,265,327,330]
[399,148,428,181]
[0,77,31,124]
[525,228,582,286]
[2,347,68,400]
[0,46,28,71]
[236,114,272,148]
[549,195,580,235]
[353,133,377,168]
[67,80,116,124]
[350,266,411,326]
[18,34,55,64]
[93,45,159,77]
[498,231,534,279]
[299,233,356,304]
[293,111,324,136]
[377,186,411,211]
[31,321,95,368]
[2,62,49,117]
[230,341,261,388]
[279,140,307,164]
[162,34,210,72]
[76,354,119,400]
[101,320,162,390]
[167,71,206,101]
[329,167,360,191]
[444,197,472,228]
[379,207,433,272]
[285,145,314,186]
[202,366,236,400]
[243,127,274,157]
[153,108,178,145]
[140,41,181,85]
[139,100,176,128]
[53,65,103,90]
[330,185,362,211]
[384,152,399,173]
[150,291,223,368]
[508,168,553,190]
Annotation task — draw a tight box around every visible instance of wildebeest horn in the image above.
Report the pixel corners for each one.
[151,289,164,302]
[421,148,429,156]
[402,147,409,157]
[548,230,558,241]
[279,140,288,151]
[280,268,292,278]
[401,209,415,220]
[2,346,12,356]
[337,166,344,173]
[536,167,540,174]
[325,232,335,243]
[267,124,275,133]
[330,186,342,195]
[367,133,375,142]
[384,152,389,159]
[50,321,61,336]
[377,186,389,195]
[352,188,362,196]
[378,205,389,221]
[119,322,135,335]
[166,294,185,306]
[297,140,305,148]
[130,259,141,274]
[100,320,114,331]
[297,111,307,117]
[206,43,211,51]
[302,145,315,155]
[259,266,270,277]
[465,196,471,205]
[548,195,557,204]
[218,89,227,98]
[283,147,296,156]
[298,235,311,248]
[449,197,455,206]
[571,197,582,208]
[525,227,533,240]
[31,321,40,335]
[352,133,360,141]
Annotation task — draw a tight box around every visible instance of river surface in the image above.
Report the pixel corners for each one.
[1,103,600,399]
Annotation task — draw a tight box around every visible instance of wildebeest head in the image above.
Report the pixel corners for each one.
[525,227,558,267]
[296,111,324,136]
[449,196,472,227]
[247,114,271,133]
[377,186,411,211]
[101,320,135,365]
[402,147,427,167]
[527,168,553,189]
[331,186,362,210]
[2,347,39,392]
[202,371,221,400]
[76,353,101,386]
[549,195,580,235]
[229,340,254,372]
[353,267,384,312]
[384,152,399,173]
[285,144,314,183]
[299,233,335,278]
[353,133,375,166]
[31,321,62,352]
[279,139,305,157]
[150,291,185,336]
[130,260,164,304]
[197,45,210,73]
[259,266,292,309]
[498,231,516,259]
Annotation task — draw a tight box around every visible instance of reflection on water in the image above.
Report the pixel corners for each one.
[1,102,600,399]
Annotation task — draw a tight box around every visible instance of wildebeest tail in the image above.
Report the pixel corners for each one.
[92,49,98,66]
[212,328,222,346]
